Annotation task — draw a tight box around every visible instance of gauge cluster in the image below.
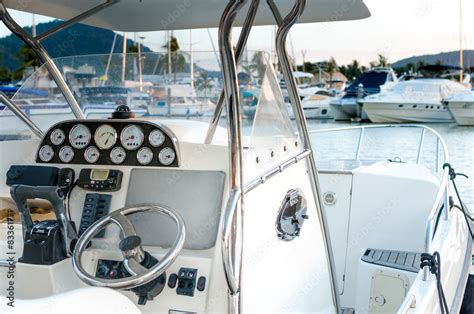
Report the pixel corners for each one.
[36,120,179,167]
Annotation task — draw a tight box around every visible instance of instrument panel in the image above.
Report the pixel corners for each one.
[36,120,179,167]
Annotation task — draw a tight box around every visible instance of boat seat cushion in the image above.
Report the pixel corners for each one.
[0,287,140,313]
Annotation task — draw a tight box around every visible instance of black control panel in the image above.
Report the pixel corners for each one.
[96,259,129,279]
[176,268,198,297]
[78,169,122,192]
[78,193,112,237]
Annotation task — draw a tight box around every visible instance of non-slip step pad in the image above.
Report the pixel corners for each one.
[361,248,422,273]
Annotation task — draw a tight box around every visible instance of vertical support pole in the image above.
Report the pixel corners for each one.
[0,2,85,119]
[273,0,341,311]
[435,138,440,173]
[205,0,260,144]
[355,127,364,161]
[218,0,247,312]
[416,128,426,164]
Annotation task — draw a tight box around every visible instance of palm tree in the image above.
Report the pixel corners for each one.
[160,36,186,82]
[327,57,338,83]
[377,54,389,67]
[195,72,214,97]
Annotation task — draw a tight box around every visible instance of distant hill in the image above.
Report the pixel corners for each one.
[392,50,474,69]
[0,20,151,72]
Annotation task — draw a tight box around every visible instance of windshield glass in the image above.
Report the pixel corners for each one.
[0,51,289,145]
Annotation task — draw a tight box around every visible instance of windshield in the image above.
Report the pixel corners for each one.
[0,51,274,141]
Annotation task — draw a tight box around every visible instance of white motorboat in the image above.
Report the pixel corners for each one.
[330,67,398,121]
[288,90,334,119]
[147,84,215,117]
[362,79,469,123]
[444,91,474,126]
[0,1,472,314]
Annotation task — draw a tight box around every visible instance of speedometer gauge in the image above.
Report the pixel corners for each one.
[94,124,117,149]
[84,146,100,163]
[137,147,153,165]
[120,125,144,150]
[38,145,54,162]
[50,129,65,145]
[149,129,165,147]
[69,124,91,149]
[59,146,74,163]
[110,146,126,164]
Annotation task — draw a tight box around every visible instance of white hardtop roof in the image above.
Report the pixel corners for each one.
[4,0,370,32]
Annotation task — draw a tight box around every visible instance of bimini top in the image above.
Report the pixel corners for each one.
[4,0,370,32]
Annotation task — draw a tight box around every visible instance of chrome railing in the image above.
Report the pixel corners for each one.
[309,124,450,281]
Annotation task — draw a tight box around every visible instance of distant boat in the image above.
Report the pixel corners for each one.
[330,67,398,121]
[288,90,335,119]
[361,79,469,123]
[444,91,474,126]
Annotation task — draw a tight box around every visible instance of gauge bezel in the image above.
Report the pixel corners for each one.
[59,146,74,163]
[69,124,91,149]
[50,129,66,146]
[158,147,176,166]
[149,129,166,147]
[38,145,54,162]
[120,125,145,151]
[137,147,154,165]
[110,146,127,164]
[94,124,117,150]
[84,146,100,164]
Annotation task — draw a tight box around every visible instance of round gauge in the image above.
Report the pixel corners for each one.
[69,124,91,149]
[59,146,74,163]
[137,147,153,165]
[158,147,176,166]
[94,124,117,150]
[84,146,100,164]
[149,129,166,147]
[38,145,54,162]
[110,146,126,164]
[50,129,65,146]
[120,125,144,150]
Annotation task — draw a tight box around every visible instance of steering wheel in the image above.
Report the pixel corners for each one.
[72,204,186,290]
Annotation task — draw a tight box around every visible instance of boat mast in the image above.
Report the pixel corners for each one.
[122,32,127,83]
[190,30,195,101]
[459,0,463,82]
[103,32,117,86]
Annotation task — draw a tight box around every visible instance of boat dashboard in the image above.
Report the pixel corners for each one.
[35,120,179,167]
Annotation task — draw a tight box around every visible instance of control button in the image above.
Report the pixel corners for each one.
[197,276,206,291]
[168,273,178,288]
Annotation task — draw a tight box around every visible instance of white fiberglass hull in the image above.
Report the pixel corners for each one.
[446,101,474,126]
[363,102,454,123]
[148,103,214,117]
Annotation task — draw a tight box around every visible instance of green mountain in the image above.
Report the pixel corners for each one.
[0,20,151,72]
[392,50,474,69]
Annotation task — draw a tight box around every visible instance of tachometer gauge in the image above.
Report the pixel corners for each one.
[69,124,91,149]
[59,146,74,163]
[158,147,176,166]
[120,125,144,150]
[149,129,165,147]
[137,147,153,165]
[50,129,65,145]
[94,124,117,150]
[84,146,100,163]
[110,146,126,164]
[38,145,54,162]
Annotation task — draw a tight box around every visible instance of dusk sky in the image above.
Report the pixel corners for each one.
[1,0,472,66]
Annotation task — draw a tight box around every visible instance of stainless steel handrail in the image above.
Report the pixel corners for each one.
[218,0,248,312]
[309,124,450,281]
[0,91,44,138]
[205,0,260,144]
